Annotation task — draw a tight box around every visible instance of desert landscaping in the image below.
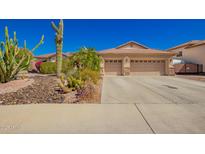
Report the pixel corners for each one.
[0,20,102,105]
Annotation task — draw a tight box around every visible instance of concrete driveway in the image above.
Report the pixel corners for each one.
[101,76,205,104]
[1,76,205,133]
[101,76,205,133]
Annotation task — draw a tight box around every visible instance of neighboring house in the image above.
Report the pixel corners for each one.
[167,40,205,73]
[98,41,176,76]
[34,52,72,62]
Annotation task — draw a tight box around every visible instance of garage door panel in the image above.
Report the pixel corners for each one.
[104,60,122,75]
[130,60,165,76]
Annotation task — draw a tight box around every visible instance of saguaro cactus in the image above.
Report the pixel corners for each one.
[51,19,64,78]
[0,26,44,83]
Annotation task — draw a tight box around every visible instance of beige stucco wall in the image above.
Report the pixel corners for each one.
[170,45,205,72]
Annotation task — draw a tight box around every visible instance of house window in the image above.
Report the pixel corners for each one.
[176,51,183,57]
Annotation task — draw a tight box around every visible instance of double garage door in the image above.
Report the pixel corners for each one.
[104,59,165,76]
[130,60,165,75]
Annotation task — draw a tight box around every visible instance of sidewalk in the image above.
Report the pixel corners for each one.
[0,104,152,134]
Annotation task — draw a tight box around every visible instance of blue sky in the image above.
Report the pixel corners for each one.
[1,19,205,55]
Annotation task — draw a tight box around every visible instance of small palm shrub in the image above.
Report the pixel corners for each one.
[40,62,56,74]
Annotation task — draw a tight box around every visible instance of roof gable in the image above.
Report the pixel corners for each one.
[116,41,149,49]
[99,41,175,56]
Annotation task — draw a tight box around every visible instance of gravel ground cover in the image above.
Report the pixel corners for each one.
[0,75,101,105]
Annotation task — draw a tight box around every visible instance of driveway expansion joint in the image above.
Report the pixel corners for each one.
[134,104,156,134]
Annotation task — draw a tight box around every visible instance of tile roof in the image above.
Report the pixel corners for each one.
[99,48,175,55]
[167,40,205,51]
[99,41,175,55]
[34,52,73,59]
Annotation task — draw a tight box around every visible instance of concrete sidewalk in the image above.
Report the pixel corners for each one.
[0,104,152,133]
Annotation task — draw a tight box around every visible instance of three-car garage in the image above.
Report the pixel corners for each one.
[104,59,166,76]
[99,41,175,76]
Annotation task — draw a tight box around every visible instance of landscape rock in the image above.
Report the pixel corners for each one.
[0,76,65,105]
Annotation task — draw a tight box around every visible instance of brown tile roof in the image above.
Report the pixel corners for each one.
[64,52,74,56]
[98,48,175,55]
[99,41,175,55]
[98,41,175,55]
[34,53,56,59]
[167,40,205,51]
[185,41,205,49]
[34,52,72,59]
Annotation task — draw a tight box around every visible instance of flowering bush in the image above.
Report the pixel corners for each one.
[35,61,43,71]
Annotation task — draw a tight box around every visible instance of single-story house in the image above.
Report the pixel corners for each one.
[167,40,205,73]
[34,52,72,62]
[98,41,176,76]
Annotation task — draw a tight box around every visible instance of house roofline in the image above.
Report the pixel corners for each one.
[167,40,205,51]
[115,41,149,49]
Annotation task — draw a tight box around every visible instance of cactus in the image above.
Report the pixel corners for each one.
[67,76,83,90]
[58,74,71,93]
[0,26,44,83]
[51,19,64,78]
[58,80,71,94]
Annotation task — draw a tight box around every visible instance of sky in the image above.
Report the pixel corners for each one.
[1,19,205,55]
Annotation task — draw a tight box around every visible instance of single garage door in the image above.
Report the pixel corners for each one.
[104,60,122,75]
[130,60,165,75]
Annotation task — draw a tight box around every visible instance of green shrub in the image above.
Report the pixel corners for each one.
[68,47,101,72]
[62,59,72,73]
[40,62,56,74]
[80,69,100,84]
[40,59,72,74]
